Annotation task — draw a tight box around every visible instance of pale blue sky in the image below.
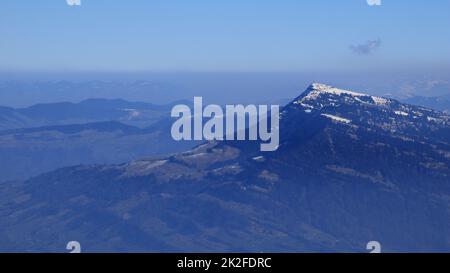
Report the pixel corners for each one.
[1,0,449,72]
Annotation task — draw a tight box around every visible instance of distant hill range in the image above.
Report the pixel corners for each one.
[403,95,450,113]
[1,83,448,252]
[0,98,190,130]
[0,99,196,182]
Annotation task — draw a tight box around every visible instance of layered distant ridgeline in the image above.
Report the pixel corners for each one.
[0,99,196,182]
[404,95,450,114]
[0,84,449,252]
[0,98,186,130]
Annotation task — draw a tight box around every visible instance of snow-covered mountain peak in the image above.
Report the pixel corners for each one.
[282,84,449,143]
[309,83,368,97]
[291,83,392,109]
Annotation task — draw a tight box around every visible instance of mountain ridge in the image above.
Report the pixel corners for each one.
[0,98,188,131]
[0,83,449,252]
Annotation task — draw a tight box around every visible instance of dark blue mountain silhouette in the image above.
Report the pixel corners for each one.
[0,83,448,252]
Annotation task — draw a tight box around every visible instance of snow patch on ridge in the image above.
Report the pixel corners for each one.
[371,96,389,106]
[321,114,351,124]
[394,111,409,117]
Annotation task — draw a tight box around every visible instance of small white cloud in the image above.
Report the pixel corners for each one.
[367,0,381,6]
[67,0,81,6]
[350,39,382,55]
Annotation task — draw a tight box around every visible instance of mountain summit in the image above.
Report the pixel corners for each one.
[290,82,396,113]
[280,83,448,144]
[0,84,449,252]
